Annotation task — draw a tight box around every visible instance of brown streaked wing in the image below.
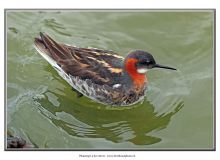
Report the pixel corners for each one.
[36,33,125,86]
[62,45,124,68]
[34,38,54,59]
[40,33,73,60]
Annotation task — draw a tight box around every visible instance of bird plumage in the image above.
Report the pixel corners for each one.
[34,32,176,106]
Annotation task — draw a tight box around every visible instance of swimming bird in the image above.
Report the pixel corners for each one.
[34,32,176,106]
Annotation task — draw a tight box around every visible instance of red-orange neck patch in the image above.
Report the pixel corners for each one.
[125,58,146,87]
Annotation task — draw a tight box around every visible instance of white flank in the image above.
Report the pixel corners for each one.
[34,45,58,67]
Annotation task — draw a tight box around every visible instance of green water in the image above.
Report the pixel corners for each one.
[6,10,214,149]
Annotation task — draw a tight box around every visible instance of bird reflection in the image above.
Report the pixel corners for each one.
[35,85,184,146]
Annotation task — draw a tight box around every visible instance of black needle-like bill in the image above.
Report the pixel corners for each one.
[154,63,177,70]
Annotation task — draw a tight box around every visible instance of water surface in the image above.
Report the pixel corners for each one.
[6,10,214,149]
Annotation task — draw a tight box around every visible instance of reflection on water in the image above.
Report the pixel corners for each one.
[34,88,184,146]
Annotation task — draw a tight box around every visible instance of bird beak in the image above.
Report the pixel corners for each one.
[154,63,177,70]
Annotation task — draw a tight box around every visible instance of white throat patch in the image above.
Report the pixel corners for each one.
[137,68,149,73]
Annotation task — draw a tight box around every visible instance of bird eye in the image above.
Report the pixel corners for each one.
[142,61,150,65]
